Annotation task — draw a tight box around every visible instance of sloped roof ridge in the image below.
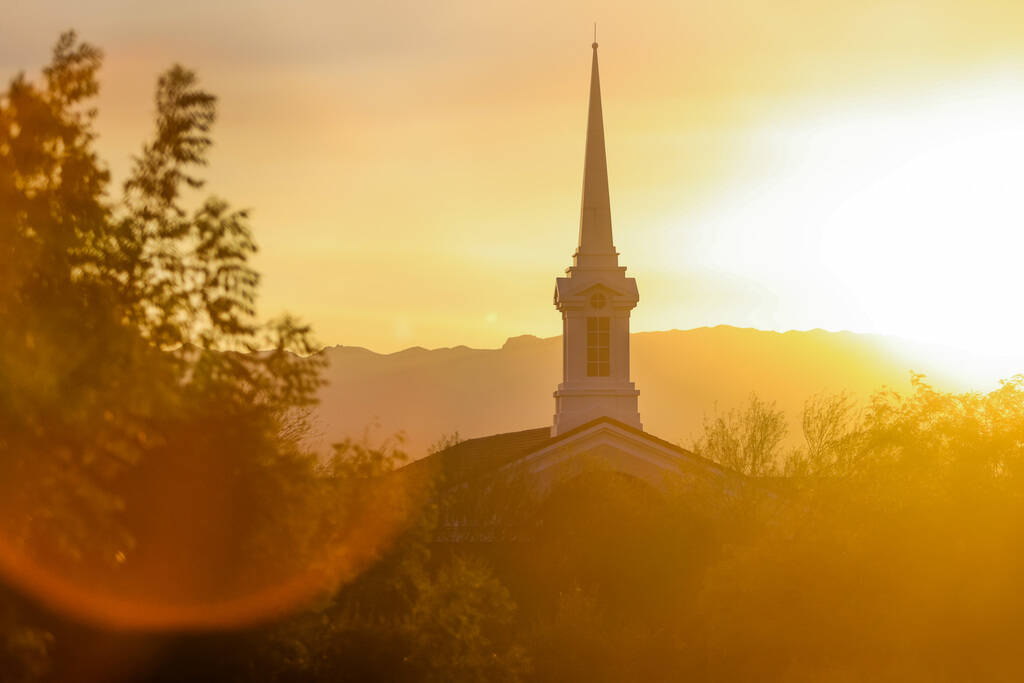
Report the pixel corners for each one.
[537,416,738,475]
[456,425,551,445]
[406,417,741,486]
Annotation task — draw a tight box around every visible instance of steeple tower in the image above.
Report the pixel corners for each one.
[552,40,641,436]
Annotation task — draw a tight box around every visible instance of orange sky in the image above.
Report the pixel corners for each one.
[6,0,1024,364]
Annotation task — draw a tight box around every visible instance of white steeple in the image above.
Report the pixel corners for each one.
[552,40,641,436]
[575,38,616,268]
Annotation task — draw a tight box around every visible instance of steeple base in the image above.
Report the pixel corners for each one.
[552,383,641,436]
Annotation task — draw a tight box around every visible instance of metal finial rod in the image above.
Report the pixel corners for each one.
[593,22,598,48]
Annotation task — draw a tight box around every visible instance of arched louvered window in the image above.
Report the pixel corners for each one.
[586,317,610,376]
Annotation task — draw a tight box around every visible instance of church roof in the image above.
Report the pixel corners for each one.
[406,416,730,489]
[396,418,749,544]
[421,426,554,484]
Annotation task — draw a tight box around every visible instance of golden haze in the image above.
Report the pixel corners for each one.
[5,0,1024,370]
[6,15,1024,680]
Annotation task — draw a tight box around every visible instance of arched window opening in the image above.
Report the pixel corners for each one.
[587,317,610,376]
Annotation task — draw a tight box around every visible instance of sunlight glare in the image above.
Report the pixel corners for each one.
[668,70,1024,383]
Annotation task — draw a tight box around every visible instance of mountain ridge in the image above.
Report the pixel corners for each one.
[310,325,1011,460]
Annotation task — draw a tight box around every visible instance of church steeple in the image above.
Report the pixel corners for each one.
[552,40,641,436]
[575,41,618,268]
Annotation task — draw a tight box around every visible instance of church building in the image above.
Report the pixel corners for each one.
[411,41,734,507]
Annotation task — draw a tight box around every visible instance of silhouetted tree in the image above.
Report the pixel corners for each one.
[0,31,326,677]
[228,436,529,683]
[694,393,788,476]
[783,390,861,477]
[700,375,1024,681]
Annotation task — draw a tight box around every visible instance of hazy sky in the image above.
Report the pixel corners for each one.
[6,0,1024,357]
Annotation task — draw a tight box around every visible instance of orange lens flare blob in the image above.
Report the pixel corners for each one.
[0,459,429,631]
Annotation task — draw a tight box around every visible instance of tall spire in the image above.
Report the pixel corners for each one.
[553,37,641,436]
[575,40,617,268]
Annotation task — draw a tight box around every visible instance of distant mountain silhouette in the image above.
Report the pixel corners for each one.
[311,326,991,459]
